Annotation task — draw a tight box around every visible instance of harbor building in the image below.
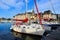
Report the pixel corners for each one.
[13,10,58,23]
[13,9,37,22]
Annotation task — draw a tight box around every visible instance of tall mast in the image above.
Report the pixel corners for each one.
[25,0,29,23]
[26,0,28,14]
[34,0,42,24]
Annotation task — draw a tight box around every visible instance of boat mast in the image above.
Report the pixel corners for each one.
[34,0,42,24]
[49,0,56,14]
[25,0,29,23]
[26,0,28,16]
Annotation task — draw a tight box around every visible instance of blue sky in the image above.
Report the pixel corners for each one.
[0,0,60,18]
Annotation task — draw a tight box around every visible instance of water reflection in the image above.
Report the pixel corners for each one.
[0,22,42,40]
[11,31,42,40]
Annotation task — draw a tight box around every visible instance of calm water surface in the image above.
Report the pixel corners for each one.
[0,22,41,40]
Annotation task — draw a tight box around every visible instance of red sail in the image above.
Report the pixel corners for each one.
[14,18,28,26]
[23,18,28,22]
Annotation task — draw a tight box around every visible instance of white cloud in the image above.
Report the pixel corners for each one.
[37,0,60,13]
[0,0,25,10]
[27,9,32,12]
[1,0,16,6]
[0,2,10,9]
[51,0,60,4]
[0,0,15,9]
[0,0,60,14]
[25,0,28,3]
[15,1,25,10]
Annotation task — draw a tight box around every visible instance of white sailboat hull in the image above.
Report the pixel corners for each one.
[10,25,45,36]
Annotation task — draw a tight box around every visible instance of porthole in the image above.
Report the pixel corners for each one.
[23,27,25,28]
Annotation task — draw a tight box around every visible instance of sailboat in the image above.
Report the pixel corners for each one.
[10,0,45,36]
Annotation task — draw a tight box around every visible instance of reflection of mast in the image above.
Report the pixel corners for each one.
[34,0,42,24]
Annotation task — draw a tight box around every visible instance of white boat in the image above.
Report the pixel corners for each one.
[10,22,45,36]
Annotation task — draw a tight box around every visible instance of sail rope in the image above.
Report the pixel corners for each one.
[49,0,56,14]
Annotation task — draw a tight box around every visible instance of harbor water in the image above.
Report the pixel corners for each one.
[0,22,41,40]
